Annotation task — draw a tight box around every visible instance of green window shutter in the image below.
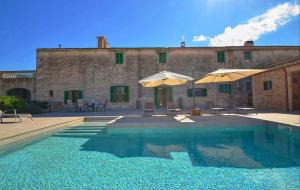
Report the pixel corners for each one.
[110,86,116,102]
[116,53,123,64]
[225,84,231,93]
[119,53,123,64]
[201,88,207,97]
[217,51,225,63]
[187,88,193,97]
[159,52,166,63]
[78,90,83,99]
[64,91,69,104]
[124,86,129,102]
[244,51,252,60]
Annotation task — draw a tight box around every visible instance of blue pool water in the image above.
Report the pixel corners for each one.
[0,121,300,189]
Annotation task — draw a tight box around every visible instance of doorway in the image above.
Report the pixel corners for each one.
[291,71,300,110]
[154,87,173,108]
[6,88,31,101]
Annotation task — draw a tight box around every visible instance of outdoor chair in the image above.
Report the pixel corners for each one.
[87,102,95,112]
[167,102,181,115]
[143,102,155,113]
[77,99,87,112]
[67,99,76,112]
[205,101,230,115]
[95,99,108,111]
[0,109,23,123]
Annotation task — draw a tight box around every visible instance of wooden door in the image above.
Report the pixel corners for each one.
[154,87,173,108]
[292,71,300,110]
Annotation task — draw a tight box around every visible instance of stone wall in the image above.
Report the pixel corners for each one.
[35,46,300,109]
[252,59,300,112]
[252,69,288,111]
[0,71,35,100]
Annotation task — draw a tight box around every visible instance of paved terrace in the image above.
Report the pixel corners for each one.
[0,109,299,147]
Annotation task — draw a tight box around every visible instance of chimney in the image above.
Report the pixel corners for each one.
[244,41,254,47]
[181,41,185,48]
[97,36,109,48]
[181,35,185,48]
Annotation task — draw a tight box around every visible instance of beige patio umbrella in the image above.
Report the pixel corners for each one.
[194,68,265,84]
[139,71,193,87]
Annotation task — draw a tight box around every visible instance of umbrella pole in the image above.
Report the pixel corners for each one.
[162,79,166,113]
[162,81,165,109]
[193,82,195,108]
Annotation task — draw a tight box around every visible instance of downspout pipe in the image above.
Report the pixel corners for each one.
[284,68,289,112]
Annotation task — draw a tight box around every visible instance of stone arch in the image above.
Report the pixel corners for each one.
[6,88,31,101]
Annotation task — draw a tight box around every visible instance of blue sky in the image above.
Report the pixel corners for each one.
[0,0,299,70]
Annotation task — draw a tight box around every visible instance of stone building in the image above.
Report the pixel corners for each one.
[0,71,35,101]
[252,58,300,112]
[1,36,299,110]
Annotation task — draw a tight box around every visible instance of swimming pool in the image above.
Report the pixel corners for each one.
[0,120,299,189]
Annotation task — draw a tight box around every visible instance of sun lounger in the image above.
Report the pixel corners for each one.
[209,107,230,115]
[234,106,257,115]
[0,109,23,123]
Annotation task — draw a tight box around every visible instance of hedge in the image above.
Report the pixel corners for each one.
[0,96,48,114]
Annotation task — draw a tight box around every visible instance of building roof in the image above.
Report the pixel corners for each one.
[253,56,300,75]
[0,70,35,79]
[37,45,300,52]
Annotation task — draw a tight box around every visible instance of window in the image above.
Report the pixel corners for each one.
[115,53,123,64]
[244,51,252,60]
[158,52,167,63]
[110,86,129,102]
[49,90,54,97]
[217,51,225,63]
[219,84,231,94]
[263,81,272,91]
[64,90,83,104]
[187,88,207,97]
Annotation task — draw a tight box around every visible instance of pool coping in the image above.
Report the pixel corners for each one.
[107,115,300,130]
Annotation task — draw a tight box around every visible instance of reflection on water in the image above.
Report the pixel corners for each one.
[53,123,300,168]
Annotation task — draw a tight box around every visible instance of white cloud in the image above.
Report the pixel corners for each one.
[194,2,300,46]
[193,35,208,42]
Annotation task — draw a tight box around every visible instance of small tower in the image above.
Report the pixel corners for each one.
[181,36,185,48]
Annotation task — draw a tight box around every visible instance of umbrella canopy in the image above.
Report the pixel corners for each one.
[139,71,193,87]
[194,68,265,84]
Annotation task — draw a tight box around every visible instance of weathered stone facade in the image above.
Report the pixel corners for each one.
[252,58,300,112]
[34,44,299,109]
[1,37,299,110]
[0,71,35,100]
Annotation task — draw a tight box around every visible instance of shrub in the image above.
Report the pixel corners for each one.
[0,96,27,113]
[31,101,49,110]
[25,102,43,114]
[0,96,46,114]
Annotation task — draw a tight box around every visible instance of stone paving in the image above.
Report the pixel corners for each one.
[238,112,300,127]
[0,116,82,146]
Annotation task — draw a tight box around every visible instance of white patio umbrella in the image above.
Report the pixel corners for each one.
[139,71,193,108]
[139,71,193,87]
[194,68,265,84]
